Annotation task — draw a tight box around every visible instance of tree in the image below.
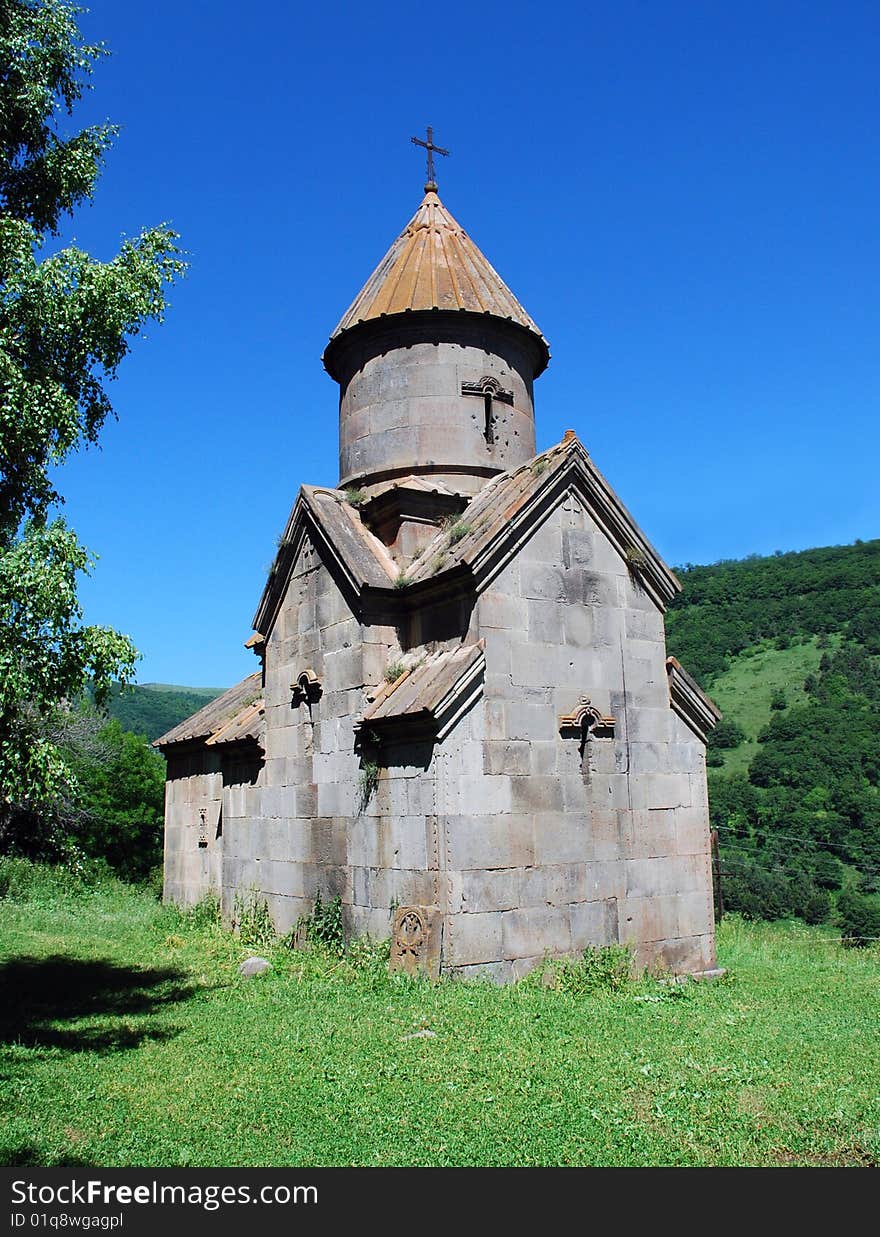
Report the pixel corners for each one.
[0,1,185,834]
[837,888,880,948]
[65,717,165,882]
[707,717,747,750]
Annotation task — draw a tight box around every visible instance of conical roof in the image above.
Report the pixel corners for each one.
[326,190,549,362]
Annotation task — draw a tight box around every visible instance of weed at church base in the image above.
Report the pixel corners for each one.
[357,760,380,813]
[526,944,635,995]
[292,890,345,955]
[232,888,276,952]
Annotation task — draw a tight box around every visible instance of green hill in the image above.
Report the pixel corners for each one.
[104,683,226,743]
[667,539,880,925]
[699,636,837,775]
[666,538,880,684]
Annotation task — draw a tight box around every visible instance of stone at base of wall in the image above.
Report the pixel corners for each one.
[661,967,726,983]
[389,904,442,978]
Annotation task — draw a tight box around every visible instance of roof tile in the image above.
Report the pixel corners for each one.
[328,191,547,352]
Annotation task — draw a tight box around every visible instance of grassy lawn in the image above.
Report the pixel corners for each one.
[1,863,878,1168]
[707,637,835,774]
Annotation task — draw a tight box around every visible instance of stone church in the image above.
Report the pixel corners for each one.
[157,167,721,980]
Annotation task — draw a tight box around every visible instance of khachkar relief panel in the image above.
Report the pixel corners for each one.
[390,905,442,979]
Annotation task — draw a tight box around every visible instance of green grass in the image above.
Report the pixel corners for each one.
[707,637,836,774]
[1,863,878,1167]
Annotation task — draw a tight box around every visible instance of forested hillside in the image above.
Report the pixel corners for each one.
[666,539,880,683]
[104,683,225,743]
[668,539,880,935]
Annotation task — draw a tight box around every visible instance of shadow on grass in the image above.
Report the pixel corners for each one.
[0,954,199,1055]
[0,1143,100,1167]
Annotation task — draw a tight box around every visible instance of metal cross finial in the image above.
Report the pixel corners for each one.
[411,125,449,192]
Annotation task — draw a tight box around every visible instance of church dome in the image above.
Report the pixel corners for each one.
[324,187,550,496]
[323,190,550,380]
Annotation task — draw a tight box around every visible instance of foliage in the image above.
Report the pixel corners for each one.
[295,890,345,955]
[103,682,224,743]
[446,519,472,545]
[837,888,880,948]
[181,891,223,931]
[343,487,366,507]
[0,523,137,811]
[2,873,880,1166]
[64,718,165,882]
[672,542,880,924]
[812,851,844,890]
[707,718,747,751]
[0,0,185,824]
[232,889,276,952]
[357,760,380,812]
[0,704,164,881]
[709,642,880,923]
[667,539,880,684]
[0,851,115,902]
[704,638,830,777]
[720,856,830,925]
[384,661,406,683]
[535,944,634,994]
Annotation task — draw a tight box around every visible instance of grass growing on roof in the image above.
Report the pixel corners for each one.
[1,860,878,1167]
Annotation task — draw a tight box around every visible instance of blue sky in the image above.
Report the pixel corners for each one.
[50,1,880,687]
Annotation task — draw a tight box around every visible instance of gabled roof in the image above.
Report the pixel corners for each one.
[325,190,549,371]
[357,642,485,742]
[253,484,399,638]
[254,433,683,640]
[666,657,721,742]
[154,673,263,750]
[367,474,458,499]
[405,433,682,608]
[204,698,265,748]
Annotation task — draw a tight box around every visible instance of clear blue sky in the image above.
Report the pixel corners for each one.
[51,0,880,687]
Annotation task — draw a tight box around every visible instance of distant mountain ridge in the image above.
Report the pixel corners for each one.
[105,683,226,743]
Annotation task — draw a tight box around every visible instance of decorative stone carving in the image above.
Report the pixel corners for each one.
[390,905,442,978]
[461,375,514,405]
[559,696,615,739]
[462,376,515,446]
[291,668,322,707]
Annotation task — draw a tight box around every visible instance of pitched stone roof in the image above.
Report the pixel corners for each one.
[357,642,485,741]
[404,433,682,608]
[253,485,399,637]
[326,190,549,367]
[154,672,264,749]
[666,657,722,741]
[253,432,683,640]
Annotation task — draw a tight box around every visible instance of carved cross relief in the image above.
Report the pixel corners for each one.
[389,905,442,979]
[292,669,322,712]
[462,375,514,446]
[559,697,616,778]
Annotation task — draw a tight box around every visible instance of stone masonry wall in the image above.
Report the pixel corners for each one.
[440,488,715,978]
[162,748,223,907]
[165,486,715,978]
